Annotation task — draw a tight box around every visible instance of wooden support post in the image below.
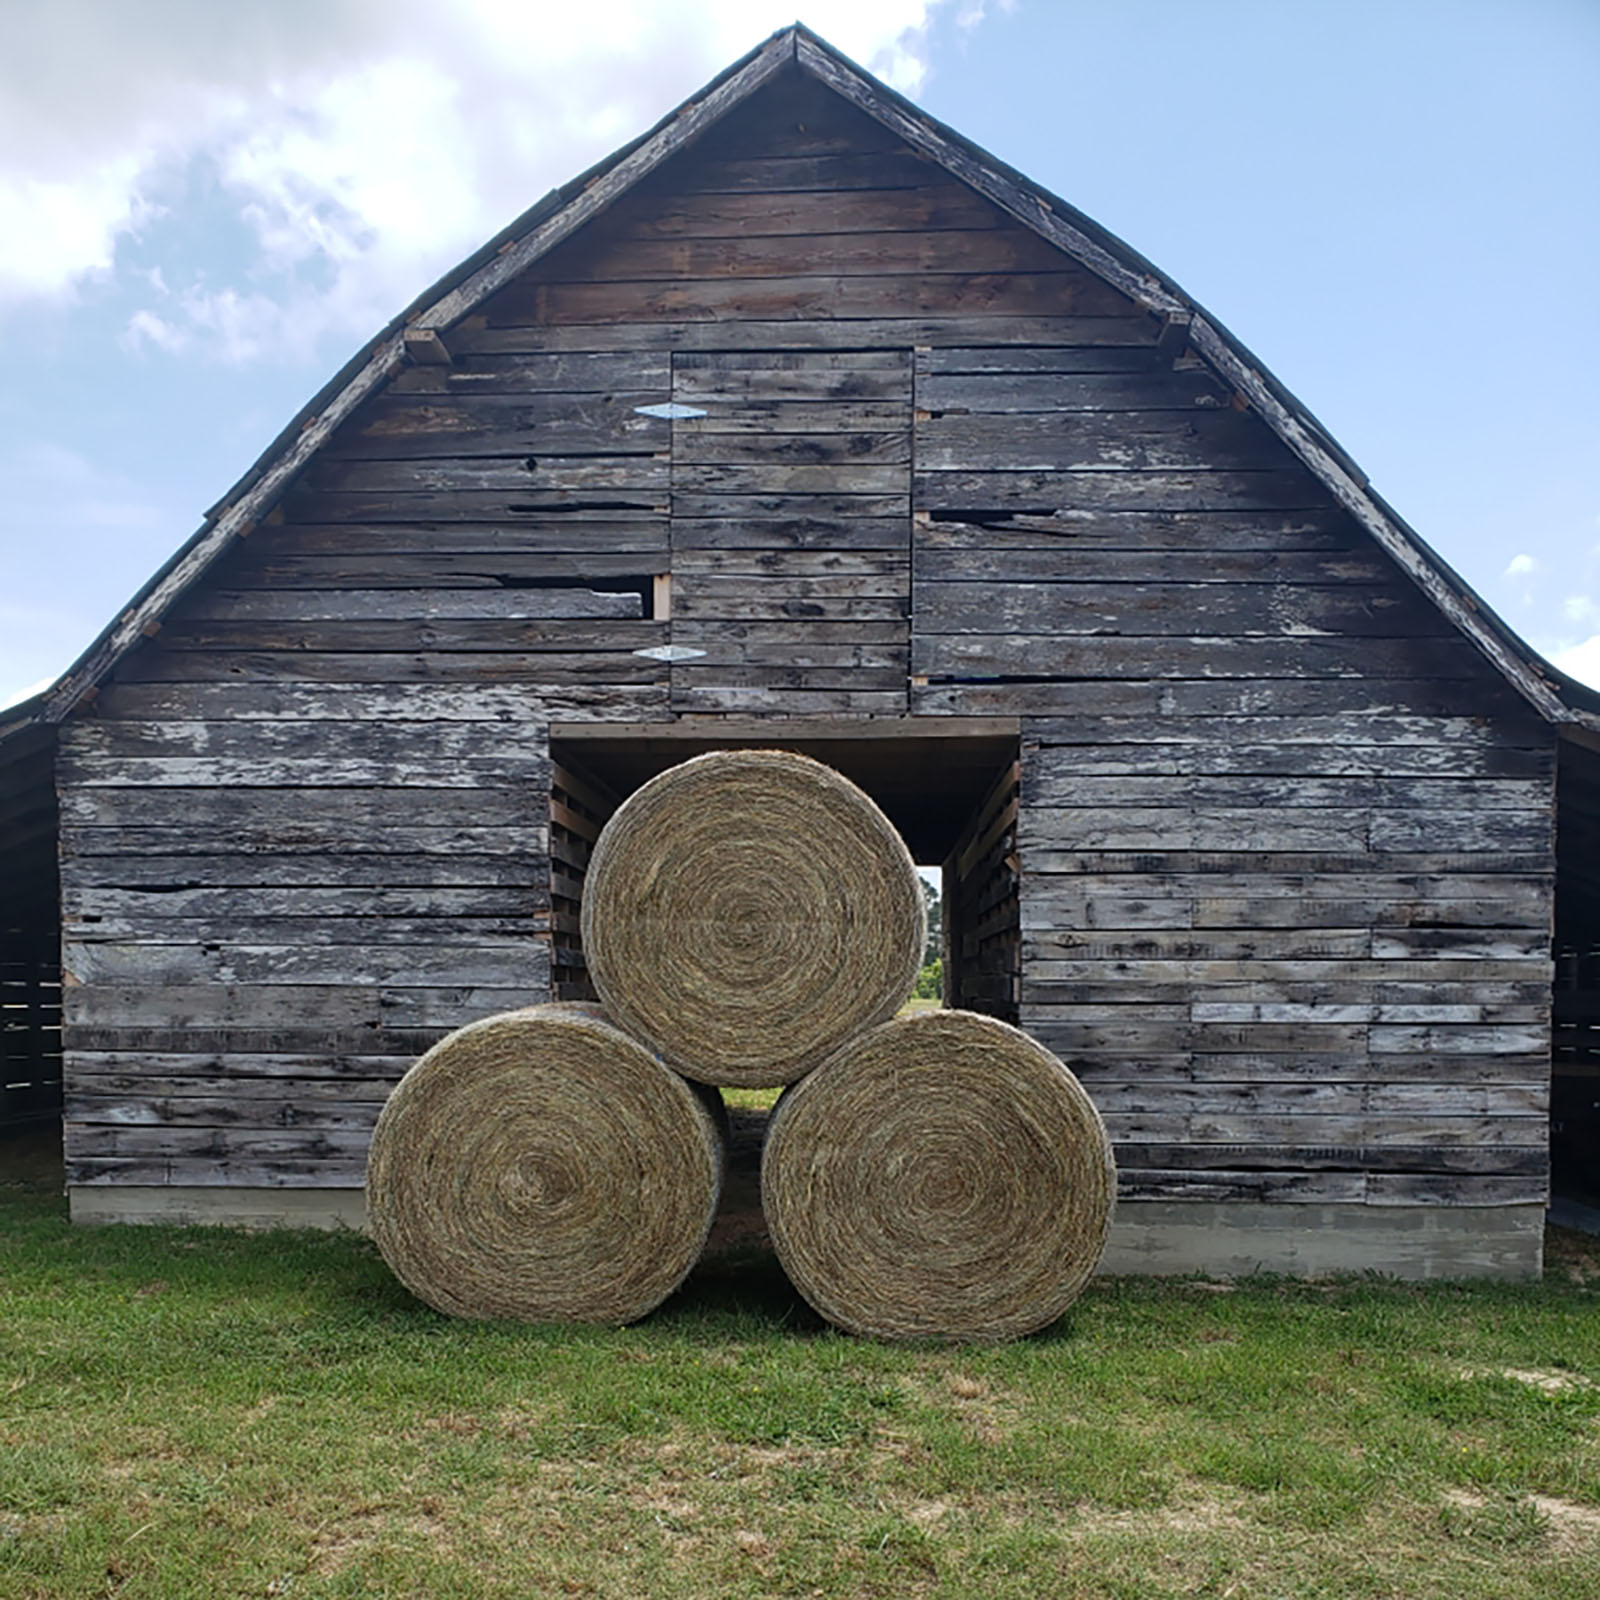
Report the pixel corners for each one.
[403,326,453,366]
[1156,313,1192,363]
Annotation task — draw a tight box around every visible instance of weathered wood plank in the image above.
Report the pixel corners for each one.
[325,393,668,459]
[607,185,1006,237]
[1023,774,1549,810]
[674,431,911,467]
[675,570,907,600]
[310,457,669,494]
[913,634,1486,684]
[1116,1169,1369,1203]
[914,470,1329,513]
[1109,1143,1547,1177]
[65,914,549,946]
[499,270,1133,326]
[915,580,1442,639]
[674,667,909,694]
[282,490,670,523]
[256,521,669,556]
[67,1092,386,1131]
[60,751,552,790]
[453,315,1152,354]
[62,940,548,989]
[665,686,908,715]
[62,822,550,858]
[550,226,1070,281]
[917,411,1286,474]
[219,550,668,587]
[1098,1113,1544,1148]
[64,1026,450,1058]
[61,786,551,830]
[69,1065,405,1097]
[388,350,669,395]
[65,1156,370,1187]
[64,982,549,1029]
[913,547,1392,585]
[674,549,908,577]
[917,369,1228,413]
[155,619,664,655]
[673,462,908,495]
[916,677,1529,719]
[64,883,544,920]
[1024,713,1549,752]
[93,681,674,723]
[662,148,939,194]
[1034,1041,1547,1083]
[671,493,907,520]
[675,401,909,434]
[177,588,643,621]
[675,517,909,551]
[113,650,667,686]
[1082,1082,1546,1117]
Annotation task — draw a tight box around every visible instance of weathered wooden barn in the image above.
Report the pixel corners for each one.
[4,26,1598,1278]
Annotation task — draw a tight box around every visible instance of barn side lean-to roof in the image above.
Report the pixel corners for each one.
[3,20,1598,756]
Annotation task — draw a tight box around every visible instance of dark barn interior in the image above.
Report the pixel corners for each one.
[0,727,61,1139]
[1553,736,1600,1199]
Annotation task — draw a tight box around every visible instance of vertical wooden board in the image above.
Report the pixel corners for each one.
[668,349,912,713]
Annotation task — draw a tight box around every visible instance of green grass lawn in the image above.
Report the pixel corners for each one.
[4,1139,1600,1599]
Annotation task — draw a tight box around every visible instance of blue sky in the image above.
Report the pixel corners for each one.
[2,0,1595,707]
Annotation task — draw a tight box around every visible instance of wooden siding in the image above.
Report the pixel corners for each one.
[944,755,1020,1023]
[1553,739,1600,1188]
[56,64,1557,1219]
[901,330,1555,1208]
[1,727,62,1131]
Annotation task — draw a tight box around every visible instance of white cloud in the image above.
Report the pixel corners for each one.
[0,0,965,359]
[1554,634,1600,691]
[1564,594,1599,626]
[1503,552,1539,578]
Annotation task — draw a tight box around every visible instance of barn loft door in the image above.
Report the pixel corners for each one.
[666,349,913,716]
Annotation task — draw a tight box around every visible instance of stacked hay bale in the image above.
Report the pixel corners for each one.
[366,749,1114,1340]
[366,1004,724,1324]
[580,749,926,1087]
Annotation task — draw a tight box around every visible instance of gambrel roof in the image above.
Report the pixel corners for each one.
[3,22,1597,746]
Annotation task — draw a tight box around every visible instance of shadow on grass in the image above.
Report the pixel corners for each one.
[653,1243,827,1335]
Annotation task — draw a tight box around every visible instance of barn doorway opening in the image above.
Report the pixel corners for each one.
[1553,737,1600,1207]
[548,719,1021,1039]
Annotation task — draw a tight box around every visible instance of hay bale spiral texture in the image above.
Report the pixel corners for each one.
[761,1010,1115,1342]
[367,1005,724,1324]
[581,750,925,1087]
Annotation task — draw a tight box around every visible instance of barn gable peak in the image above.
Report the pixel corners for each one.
[2,21,1596,744]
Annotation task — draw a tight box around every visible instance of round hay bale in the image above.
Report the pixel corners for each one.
[761,1010,1115,1342]
[367,1005,724,1324]
[581,749,925,1087]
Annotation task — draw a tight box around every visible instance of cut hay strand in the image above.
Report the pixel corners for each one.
[581,749,925,1087]
[761,1010,1116,1342]
[367,1005,724,1324]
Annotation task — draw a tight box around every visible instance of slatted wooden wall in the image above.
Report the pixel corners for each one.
[1,728,62,1135]
[944,756,1020,1023]
[52,63,1557,1221]
[909,347,1555,1210]
[550,757,621,1002]
[1553,739,1600,1190]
